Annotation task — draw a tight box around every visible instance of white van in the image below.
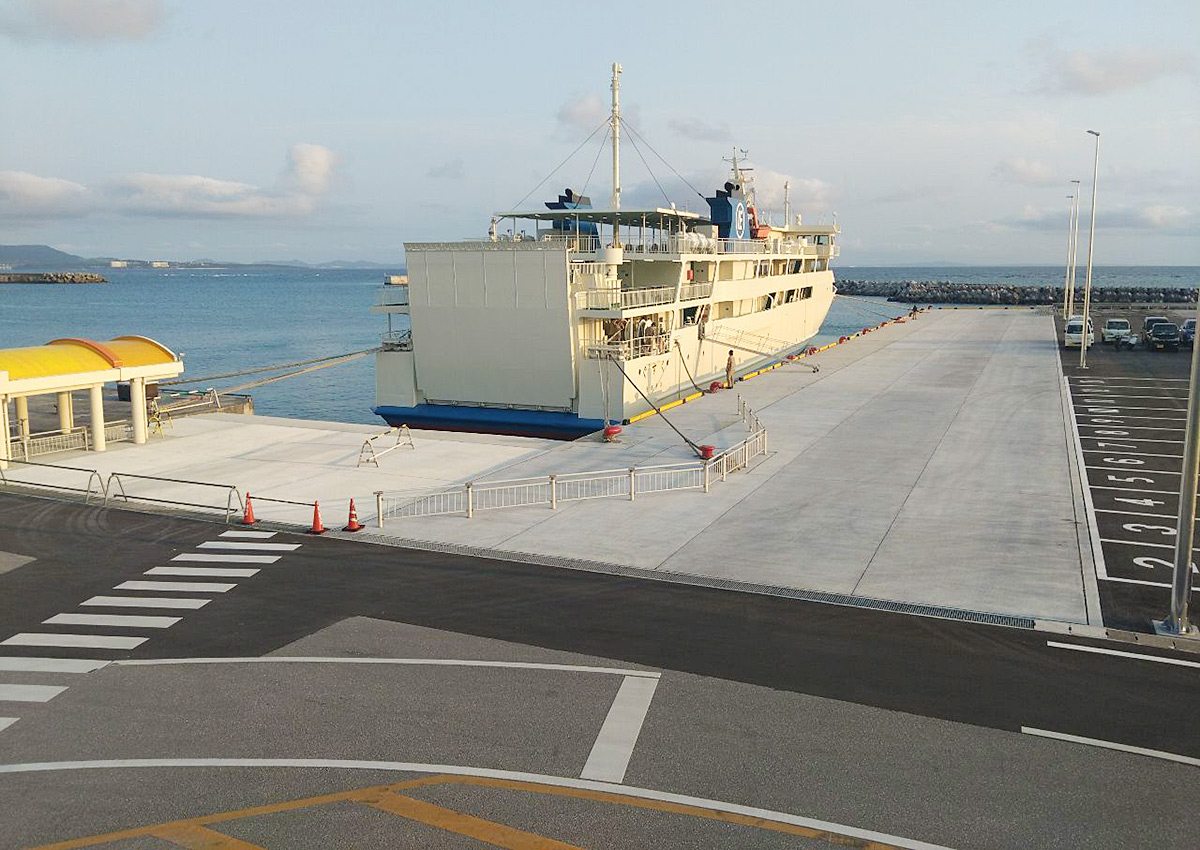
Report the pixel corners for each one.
[1064,317,1094,348]
[1102,318,1131,343]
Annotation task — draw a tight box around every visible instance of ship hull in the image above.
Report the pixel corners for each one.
[374,403,605,440]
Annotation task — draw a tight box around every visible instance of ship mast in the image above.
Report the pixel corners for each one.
[610,62,622,211]
[784,181,791,226]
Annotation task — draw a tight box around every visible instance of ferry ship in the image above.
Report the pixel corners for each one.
[373,65,839,439]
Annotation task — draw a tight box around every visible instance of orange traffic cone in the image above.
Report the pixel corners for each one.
[308,501,326,535]
[343,499,364,532]
[241,493,258,525]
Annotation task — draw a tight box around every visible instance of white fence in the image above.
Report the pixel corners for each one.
[376,423,766,525]
[7,421,133,461]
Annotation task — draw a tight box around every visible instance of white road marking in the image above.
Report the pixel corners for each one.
[0,718,16,733]
[1086,466,1179,474]
[1077,425,1185,433]
[114,657,662,677]
[171,553,280,564]
[1081,449,1183,459]
[1047,640,1200,669]
[0,761,956,850]
[0,658,109,673]
[82,596,209,610]
[197,541,300,552]
[43,613,180,629]
[1069,377,1190,384]
[1077,413,1187,421]
[1100,538,1200,551]
[1022,727,1200,768]
[1064,375,1110,597]
[1089,486,1180,495]
[581,675,660,783]
[145,567,260,578]
[1079,436,1185,444]
[115,580,235,593]
[1094,509,1178,520]
[1101,575,1200,591]
[1075,404,1188,412]
[0,684,68,702]
[1077,393,1188,400]
[219,531,278,539]
[0,633,147,649]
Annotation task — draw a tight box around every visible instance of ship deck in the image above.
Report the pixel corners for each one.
[5,307,1098,626]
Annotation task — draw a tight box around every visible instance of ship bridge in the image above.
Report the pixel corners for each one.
[0,335,184,466]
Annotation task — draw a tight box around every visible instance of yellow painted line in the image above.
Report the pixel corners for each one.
[27,777,438,848]
[361,788,583,849]
[148,823,265,849]
[627,408,658,424]
[658,399,683,412]
[422,776,910,848]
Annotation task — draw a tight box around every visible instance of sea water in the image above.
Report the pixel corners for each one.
[1,266,1196,425]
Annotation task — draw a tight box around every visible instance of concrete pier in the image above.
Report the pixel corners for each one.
[4,308,1092,624]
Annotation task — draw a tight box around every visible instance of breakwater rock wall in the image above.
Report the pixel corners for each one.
[0,272,107,284]
[837,279,1199,305]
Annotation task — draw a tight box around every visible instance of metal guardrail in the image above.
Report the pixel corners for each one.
[680,281,714,301]
[375,285,409,307]
[575,286,677,311]
[375,412,767,525]
[104,472,243,523]
[381,330,413,350]
[0,459,106,503]
[357,425,415,467]
[7,421,133,461]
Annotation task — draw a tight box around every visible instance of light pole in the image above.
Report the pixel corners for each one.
[1161,286,1200,636]
[1062,188,1078,320]
[1078,131,1100,370]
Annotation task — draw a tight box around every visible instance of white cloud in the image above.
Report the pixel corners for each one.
[668,118,732,144]
[0,171,90,216]
[0,144,338,220]
[0,0,164,41]
[998,202,1195,233]
[556,93,607,135]
[1030,40,1195,95]
[995,157,1059,187]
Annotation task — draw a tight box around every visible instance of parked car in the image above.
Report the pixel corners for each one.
[1102,318,1131,343]
[1143,316,1170,335]
[1149,322,1181,352]
[1064,317,1095,348]
[1116,333,1140,351]
[1182,318,1196,347]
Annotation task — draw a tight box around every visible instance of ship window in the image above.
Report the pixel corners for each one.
[800,286,813,300]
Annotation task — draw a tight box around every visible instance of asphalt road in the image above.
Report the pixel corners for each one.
[1057,305,1197,629]
[2,493,1200,848]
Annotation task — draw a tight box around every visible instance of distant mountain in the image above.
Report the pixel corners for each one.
[252,259,396,269]
[0,244,87,269]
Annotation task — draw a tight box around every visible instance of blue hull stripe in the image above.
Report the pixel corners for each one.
[374,405,605,440]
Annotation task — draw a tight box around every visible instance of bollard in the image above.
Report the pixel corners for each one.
[629,468,636,501]
[549,474,557,510]
[466,482,474,518]
[376,491,384,528]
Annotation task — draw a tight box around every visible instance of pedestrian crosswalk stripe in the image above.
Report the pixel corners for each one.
[219,530,278,539]
[115,580,235,593]
[145,567,260,578]
[1,633,148,649]
[44,613,181,629]
[198,541,300,552]
[0,657,109,673]
[0,718,17,732]
[172,553,280,565]
[81,596,209,610]
[0,683,68,703]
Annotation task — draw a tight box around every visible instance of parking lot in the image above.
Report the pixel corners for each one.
[1059,305,1198,629]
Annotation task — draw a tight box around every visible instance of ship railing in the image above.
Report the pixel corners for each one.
[585,334,672,360]
[679,281,714,301]
[375,428,767,524]
[375,285,409,307]
[381,330,413,350]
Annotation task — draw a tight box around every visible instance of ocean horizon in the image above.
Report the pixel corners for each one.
[2,265,1196,425]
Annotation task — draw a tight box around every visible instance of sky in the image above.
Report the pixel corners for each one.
[0,0,1197,266]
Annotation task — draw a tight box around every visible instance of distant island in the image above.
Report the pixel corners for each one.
[0,244,400,272]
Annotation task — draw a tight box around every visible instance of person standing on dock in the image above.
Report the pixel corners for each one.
[726,350,735,389]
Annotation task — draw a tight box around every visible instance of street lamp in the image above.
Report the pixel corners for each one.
[1062,187,1079,320]
[1078,131,1100,370]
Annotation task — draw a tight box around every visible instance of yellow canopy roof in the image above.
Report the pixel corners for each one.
[0,336,179,381]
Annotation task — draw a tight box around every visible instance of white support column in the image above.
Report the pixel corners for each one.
[57,391,73,433]
[130,377,147,445]
[14,395,30,440]
[0,396,10,470]
[89,385,106,452]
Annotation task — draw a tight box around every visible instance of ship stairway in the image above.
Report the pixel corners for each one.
[700,324,819,372]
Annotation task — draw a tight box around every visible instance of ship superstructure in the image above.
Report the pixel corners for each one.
[373,65,838,438]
